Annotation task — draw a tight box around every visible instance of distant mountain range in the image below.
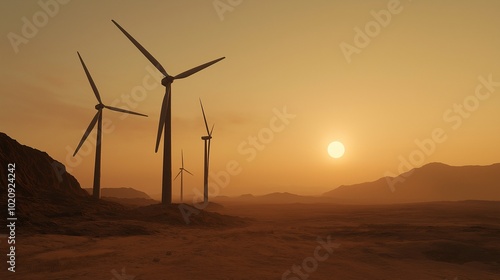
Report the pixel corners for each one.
[211,162,500,204]
[76,162,500,205]
[84,187,159,207]
[323,162,500,204]
[84,187,160,207]
[84,187,151,199]
[213,192,338,204]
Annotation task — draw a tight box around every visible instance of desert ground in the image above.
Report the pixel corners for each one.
[2,201,500,280]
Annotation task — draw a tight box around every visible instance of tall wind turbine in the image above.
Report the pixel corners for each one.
[111,19,225,205]
[73,52,148,200]
[174,150,193,203]
[200,99,214,204]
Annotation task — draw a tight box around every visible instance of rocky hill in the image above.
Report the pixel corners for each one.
[0,132,87,199]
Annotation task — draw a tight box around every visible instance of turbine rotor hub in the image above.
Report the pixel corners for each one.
[161,76,174,86]
[95,104,104,110]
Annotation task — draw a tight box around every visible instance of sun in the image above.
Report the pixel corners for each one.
[328,141,345,159]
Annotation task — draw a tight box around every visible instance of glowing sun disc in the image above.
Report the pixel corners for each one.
[328,141,345,158]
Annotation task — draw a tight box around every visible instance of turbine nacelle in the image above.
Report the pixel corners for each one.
[95,103,104,110]
[201,135,212,140]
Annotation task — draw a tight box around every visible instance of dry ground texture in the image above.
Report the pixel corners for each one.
[1,201,500,280]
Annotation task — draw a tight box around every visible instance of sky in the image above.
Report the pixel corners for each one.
[1,0,500,200]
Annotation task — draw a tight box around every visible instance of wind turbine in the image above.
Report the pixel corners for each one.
[111,19,225,205]
[200,99,214,204]
[73,52,148,200]
[174,150,193,203]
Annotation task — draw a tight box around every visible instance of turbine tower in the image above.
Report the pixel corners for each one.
[73,52,148,200]
[200,99,214,204]
[111,19,225,204]
[174,150,193,203]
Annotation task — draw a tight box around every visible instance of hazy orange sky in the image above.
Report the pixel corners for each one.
[1,0,499,199]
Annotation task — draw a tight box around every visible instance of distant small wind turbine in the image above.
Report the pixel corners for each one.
[73,52,147,200]
[174,150,193,203]
[111,19,225,205]
[199,99,214,204]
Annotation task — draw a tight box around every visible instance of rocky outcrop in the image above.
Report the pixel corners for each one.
[0,132,87,198]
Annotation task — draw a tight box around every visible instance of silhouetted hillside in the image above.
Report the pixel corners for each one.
[0,132,87,199]
[85,187,159,207]
[324,162,500,204]
[101,196,160,207]
[0,132,107,231]
[85,187,151,199]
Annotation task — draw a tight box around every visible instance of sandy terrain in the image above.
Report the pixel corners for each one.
[2,201,500,280]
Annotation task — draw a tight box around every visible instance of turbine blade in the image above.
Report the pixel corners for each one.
[209,123,215,137]
[73,111,100,156]
[181,150,184,168]
[104,105,148,117]
[174,170,182,181]
[111,20,168,77]
[155,86,170,152]
[184,169,194,176]
[199,99,210,135]
[77,52,102,104]
[174,57,225,80]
